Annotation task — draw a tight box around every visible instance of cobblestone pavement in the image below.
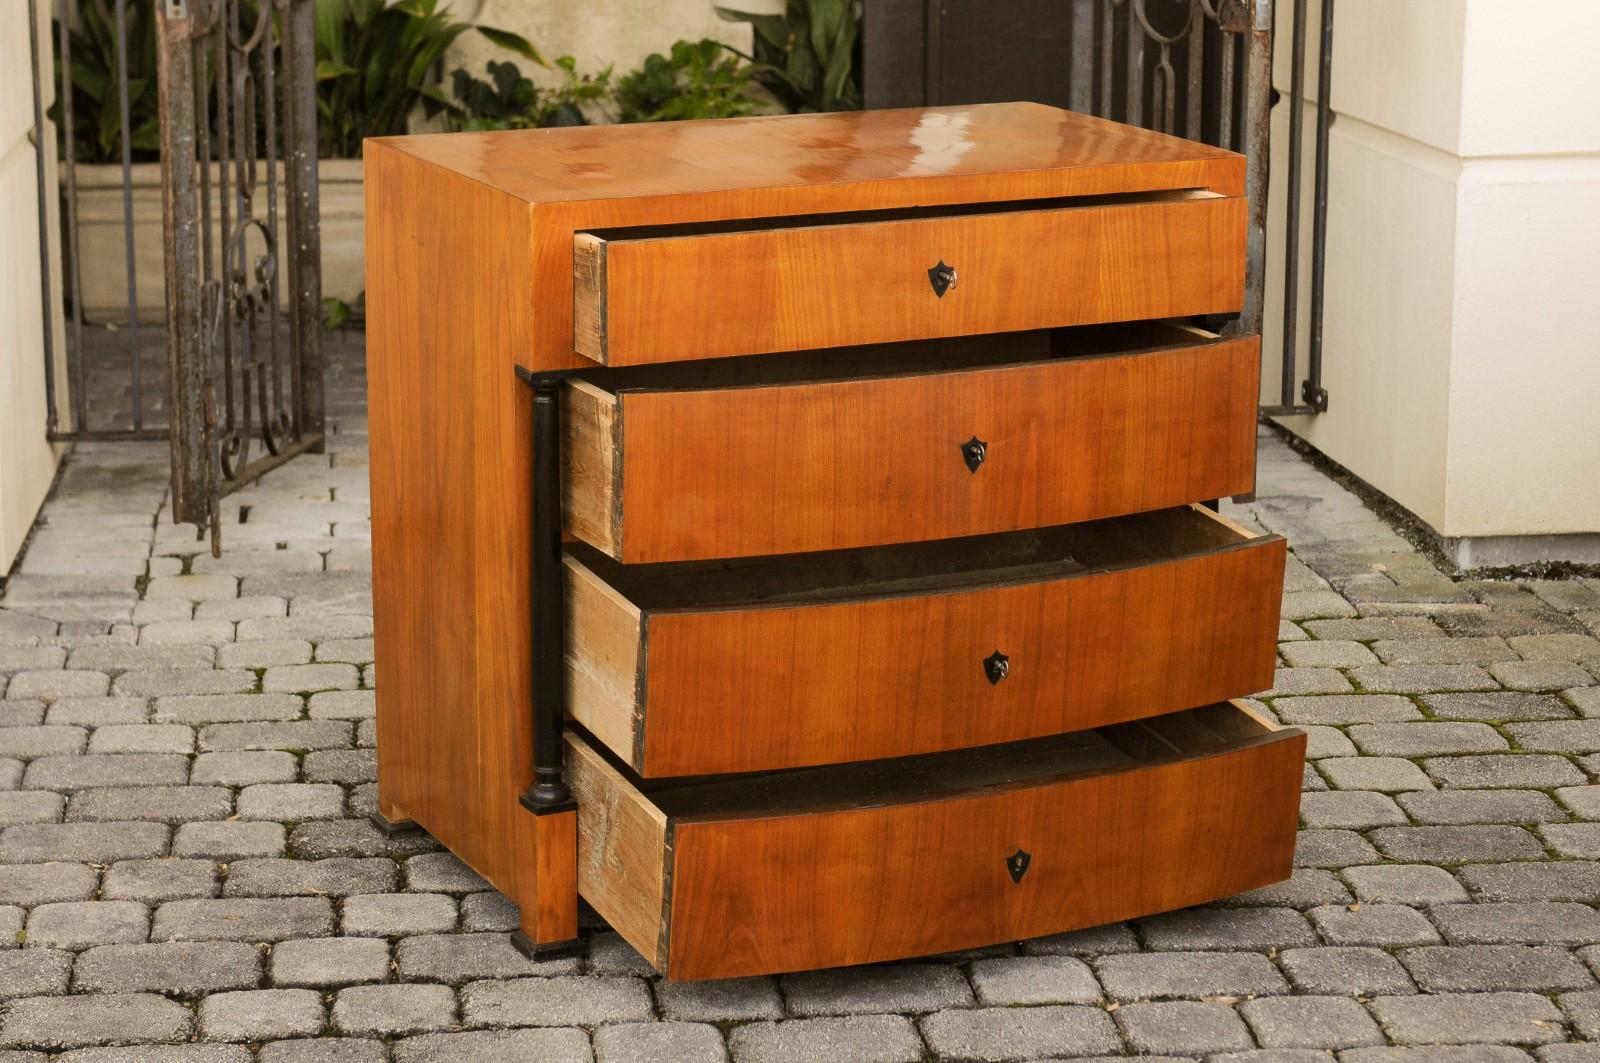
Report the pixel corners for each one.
[3,334,1600,1062]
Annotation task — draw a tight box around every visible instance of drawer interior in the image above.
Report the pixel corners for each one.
[573,319,1220,396]
[613,701,1282,820]
[569,502,1259,610]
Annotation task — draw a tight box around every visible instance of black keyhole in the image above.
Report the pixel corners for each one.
[1007,848,1032,884]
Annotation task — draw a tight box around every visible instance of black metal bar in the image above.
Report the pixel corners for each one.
[518,368,575,817]
[1067,0,1095,113]
[922,0,943,104]
[1278,0,1307,409]
[114,0,144,429]
[1302,0,1334,412]
[26,0,57,436]
[283,0,325,452]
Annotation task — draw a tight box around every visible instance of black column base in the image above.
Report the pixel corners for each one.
[368,811,423,837]
[510,930,585,961]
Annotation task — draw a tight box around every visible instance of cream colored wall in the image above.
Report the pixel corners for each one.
[445,0,758,94]
[1265,0,1600,559]
[0,10,68,574]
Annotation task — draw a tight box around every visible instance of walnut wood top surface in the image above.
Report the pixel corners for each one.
[373,102,1242,207]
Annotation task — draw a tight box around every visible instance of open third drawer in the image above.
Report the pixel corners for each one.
[567,503,1285,777]
[569,699,1306,980]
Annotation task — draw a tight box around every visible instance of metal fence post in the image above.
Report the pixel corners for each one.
[282,0,324,451]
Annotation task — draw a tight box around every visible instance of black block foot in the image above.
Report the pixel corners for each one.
[511,930,584,961]
[368,810,422,837]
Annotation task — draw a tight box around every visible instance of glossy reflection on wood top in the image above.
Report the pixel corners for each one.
[372,102,1242,206]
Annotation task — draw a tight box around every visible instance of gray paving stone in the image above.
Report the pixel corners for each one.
[113,669,257,697]
[968,955,1101,1005]
[172,821,285,860]
[658,977,783,1022]
[0,903,20,946]
[343,892,455,936]
[1434,902,1600,945]
[403,853,489,893]
[457,891,516,933]
[461,975,652,1027]
[1308,903,1440,946]
[0,862,97,905]
[1509,634,1600,663]
[1372,638,1517,666]
[74,941,262,996]
[217,641,313,670]
[1282,592,1358,622]
[1342,1045,1537,1063]
[1282,641,1379,668]
[1400,945,1593,993]
[199,989,325,1042]
[0,821,167,863]
[1301,791,1407,829]
[189,751,298,785]
[393,932,576,981]
[587,931,653,976]
[729,1015,923,1063]
[1491,661,1596,692]
[1398,790,1564,825]
[1275,695,1423,725]
[152,693,303,725]
[237,783,344,821]
[0,993,193,1050]
[1295,829,1381,868]
[1319,757,1436,792]
[1559,990,1600,1039]
[1304,726,1360,758]
[331,984,456,1037]
[1539,823,1600,858]
[1352,665,1499,694]
[0,701,45,727]
[199,720,352,752]
[271,936,389,988]
[1278,946,1416,995]
[1095,951,1286,999]
[392,1029,592,1063]
[1460,861,1600,902]
[1225,868,1354,909]
[151,897,335,942]
[0,759,19,789]
[1370,992,1565,1045]
[24,899,147,948]
[1350,722,1508,757]
[1141,907,1317,950]
[69,645,216,673]
[1555,786,1600,819]
[45,697,148,726]
[1115,1001,1254,1054]
[308,690,375,720]
[23,753,188,790]
[1371,825,1545,863]
[263,664,361,694]
[782,963,972,1016]
[0,726,86,758]
[1424,755,1585,789]
[86,724,195,754]
[67,786,231,824]
[302,748,375,784]
[101,858,217,902]
[1023,922,1141,955]
[6,671,110,700]
[1569,687,1600,717]
[1267,668,1354,696]
[259,1039,387,1063]
[0,949,72,1000]
[1240,996,1383,1049]
[1304,617,1444,641]
[1425,692,1574,722]
[224,857,395,898]
[0,792,62,826]
[1343,865,1470,905]
[1507,720,1600,753]
[1540,1046,1600,1063]
[594,1022,725,1063]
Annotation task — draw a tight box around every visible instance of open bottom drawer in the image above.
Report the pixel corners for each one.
[568,700,1305,980]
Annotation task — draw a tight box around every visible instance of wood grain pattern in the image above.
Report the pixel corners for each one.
[565,701,1305,980]
[565,505,1286,776]
[366,141,577,948]
[576,193,1245,364]
[373,102,1245,371]
[561,380,620,557]
[571,329,1258,562]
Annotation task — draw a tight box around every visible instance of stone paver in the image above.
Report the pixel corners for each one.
[5,349,1600,1057]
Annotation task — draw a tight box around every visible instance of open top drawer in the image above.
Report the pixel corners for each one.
[563,320,1259,563]
[567,503,1285,776]
[572,189,1246,365]
[569,699,1305,980]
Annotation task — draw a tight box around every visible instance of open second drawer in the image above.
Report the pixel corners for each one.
[568,699,1305,980]
[566,503,1285,777]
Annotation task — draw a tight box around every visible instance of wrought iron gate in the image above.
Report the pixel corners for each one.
[27,0,324,554]
[156,0,324,551]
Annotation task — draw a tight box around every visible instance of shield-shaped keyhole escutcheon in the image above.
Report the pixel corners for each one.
[1006,848,1032,884]
[928,260,957,297]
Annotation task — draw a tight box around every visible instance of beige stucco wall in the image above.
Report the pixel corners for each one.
[445,0,758,96]
[1265,0,1600,562]
[1,10,68,573]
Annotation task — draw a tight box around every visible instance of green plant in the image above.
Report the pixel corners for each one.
[716,0,861,113]
[51,0,162,164]
[448,56,611,130]
[313,0,540,157]
[613,39,760,123]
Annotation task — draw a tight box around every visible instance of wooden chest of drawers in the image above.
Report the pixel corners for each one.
[367,102,1304,980]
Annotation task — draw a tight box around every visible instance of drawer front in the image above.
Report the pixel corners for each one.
[566,506,1286,777]
[570,333,1259,563]
[567,703,1306,980]
[574,194,1246,365]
